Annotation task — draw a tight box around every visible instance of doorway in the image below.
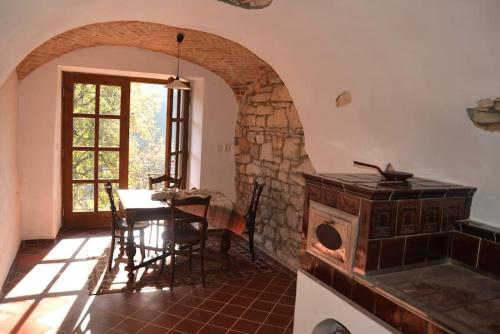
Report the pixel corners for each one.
[61,72,190,228]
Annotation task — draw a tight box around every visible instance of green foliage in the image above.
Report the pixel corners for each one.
[99,85,121,115]
[73,84,95,114]
[71,81,170,211]
[73,118,94,147]
[99,119,120,147]
[128,83,167,189]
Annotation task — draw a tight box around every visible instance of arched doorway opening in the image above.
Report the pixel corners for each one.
[17,21,313,268]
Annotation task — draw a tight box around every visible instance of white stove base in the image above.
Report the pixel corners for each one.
[293,270,396,334]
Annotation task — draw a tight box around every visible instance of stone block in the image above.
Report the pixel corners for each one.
[239,138,250,152]
[256,116,266,127]
[271,85,291,101]
[250,144,260,160]
[243,115,256,126]
[260,142,273,161]
[245,105,257,115]
[246,163,262,176]
[256,105,273,115]
[274,108,288,128]
[266,115,275,127]
[272,135,285,149]
[251,93,271,103]
[283,137,301,160]
[290,191,305,210]
[278,171,288,182]
[246,131,256,143]
[289,104,302,129]
[280,159,291,172]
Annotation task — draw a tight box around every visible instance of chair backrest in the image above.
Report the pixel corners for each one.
[246,182,264,220]
[169,195,211,238]
[148,174,182,190]
[104,181,119,225]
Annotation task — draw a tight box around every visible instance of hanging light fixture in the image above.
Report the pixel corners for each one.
[165,33,190,90]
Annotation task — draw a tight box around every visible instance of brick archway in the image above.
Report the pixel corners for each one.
[17,21,270,97]
[17,21,313,268]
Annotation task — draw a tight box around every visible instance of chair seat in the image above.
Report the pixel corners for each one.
[163,225,201,245]
[171,209,205,223]
[116,218,150,230]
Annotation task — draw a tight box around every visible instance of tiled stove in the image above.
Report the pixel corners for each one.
[303,173,476,276]
[295,173,500,334]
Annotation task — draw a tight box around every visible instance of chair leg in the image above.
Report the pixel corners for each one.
[155,222,160,250]
[248,218,255,261]
[159,238,168,274]
[200,241,206,285]
[119,231,125,255]
[139,230,146,261]
[187,245,193,271]
[148,223,153,250]
[108,233,116,271]
[170,242,176,288]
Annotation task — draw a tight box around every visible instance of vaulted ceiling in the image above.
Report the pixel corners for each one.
[16,21,274,92]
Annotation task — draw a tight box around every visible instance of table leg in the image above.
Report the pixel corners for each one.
[125,211,137,283]
[220,229,231,256]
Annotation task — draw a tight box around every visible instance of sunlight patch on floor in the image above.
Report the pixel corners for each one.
[32,295,78,329]
[49,260,98,293]
[6,263,65,298]
[75,236,111,259]
[43,238,86,261]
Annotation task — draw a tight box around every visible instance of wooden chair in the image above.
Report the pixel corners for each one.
[148,174,182,190]
[159,195,211,288]
[148,175,183,250]
[104,182,150,271]
[244,182,264,261]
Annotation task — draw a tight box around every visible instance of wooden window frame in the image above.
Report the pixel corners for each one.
[62,71,190,228]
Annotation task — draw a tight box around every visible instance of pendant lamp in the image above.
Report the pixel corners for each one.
[165,33,190,90]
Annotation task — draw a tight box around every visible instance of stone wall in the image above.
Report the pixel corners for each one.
[235,70,314,269]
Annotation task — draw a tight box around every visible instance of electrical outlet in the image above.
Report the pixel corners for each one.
[224,144,231,152]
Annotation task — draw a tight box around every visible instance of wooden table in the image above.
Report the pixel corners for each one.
[117,189,234,283]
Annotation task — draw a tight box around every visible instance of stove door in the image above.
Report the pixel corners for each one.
[306,201,358,274]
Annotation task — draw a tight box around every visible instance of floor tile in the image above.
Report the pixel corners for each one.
[231,318,261,333]
[0,229,296,334]
[172,318,204,333]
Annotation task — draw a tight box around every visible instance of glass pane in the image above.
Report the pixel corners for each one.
[73,183,94,212]
[98,151,119,180]
[170,154,176,178]
[129,82,167,189]
[177,153,182,178]
[99,119,120,148]
[172,89,178,118]
[98,182,119,211]
[100,85,121,115]
[171,122,177,152]
[179,90,185,118]
[72,118,95,147]
[178,121,183,151]
[73,84,96,114]
[72,151,94,180]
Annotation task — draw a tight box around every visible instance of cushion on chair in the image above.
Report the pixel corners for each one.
[116,218,150,230]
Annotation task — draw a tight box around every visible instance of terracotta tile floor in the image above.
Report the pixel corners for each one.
[0,229,296,333]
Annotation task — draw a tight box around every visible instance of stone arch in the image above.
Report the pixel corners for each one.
[17,21,267,97]
[17,21,313,268]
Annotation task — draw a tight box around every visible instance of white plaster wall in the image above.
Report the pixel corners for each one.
[1,0,500,225]
[294,270,394,334]
[0,71,21,286]
[17,46,237,239]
